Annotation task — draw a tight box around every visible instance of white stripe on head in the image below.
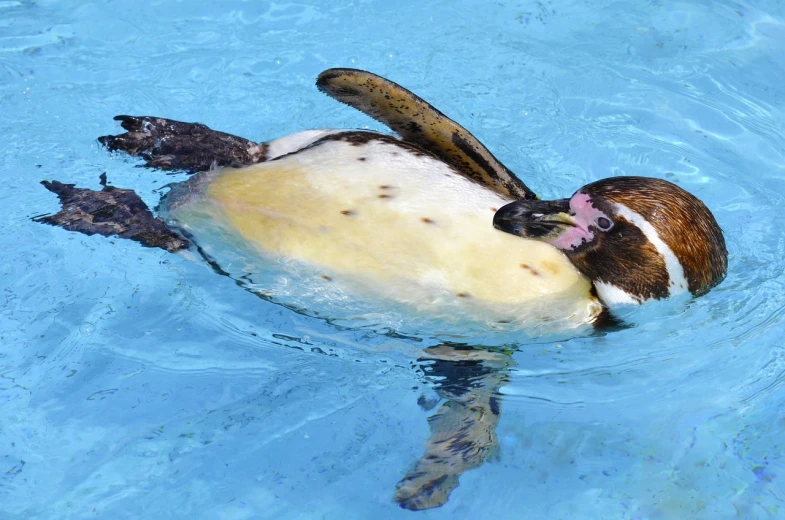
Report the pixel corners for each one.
[610,202,689,297]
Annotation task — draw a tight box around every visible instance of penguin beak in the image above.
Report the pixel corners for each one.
[493,199,574,239]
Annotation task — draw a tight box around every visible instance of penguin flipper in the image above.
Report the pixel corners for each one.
[35,175,189,252]
[394,346,512,510]
[98,116,266,173]
[316,68,537,200]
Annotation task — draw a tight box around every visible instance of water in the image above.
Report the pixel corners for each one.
[2,0,785,518]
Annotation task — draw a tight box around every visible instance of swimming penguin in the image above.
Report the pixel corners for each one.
[37,68,727,330]
[35,68,728,510]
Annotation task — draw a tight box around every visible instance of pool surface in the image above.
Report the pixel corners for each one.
[2,0,785,518]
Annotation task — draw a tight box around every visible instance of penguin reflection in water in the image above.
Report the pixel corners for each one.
[36,69,727,510]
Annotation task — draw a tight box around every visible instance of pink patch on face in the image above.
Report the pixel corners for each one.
[547,192,611,251]
[549,224,592,250]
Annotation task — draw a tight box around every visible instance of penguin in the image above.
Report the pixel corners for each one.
[37,68,727,332]
[35,68,728,511]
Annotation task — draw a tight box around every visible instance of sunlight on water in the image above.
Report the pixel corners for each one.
[1,0,785,518]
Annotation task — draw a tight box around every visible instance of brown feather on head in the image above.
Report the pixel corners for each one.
[582,177,728,296]
[494,176,727,305]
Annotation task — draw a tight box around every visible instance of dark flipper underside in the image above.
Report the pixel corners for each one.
[316,68,538,200]
[98,116,266,173]
[35,175,189,252]
[394,346,511,510]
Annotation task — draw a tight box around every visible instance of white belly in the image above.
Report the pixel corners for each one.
[167,132,602,332]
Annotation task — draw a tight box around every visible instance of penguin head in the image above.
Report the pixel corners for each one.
[494,176,728,306]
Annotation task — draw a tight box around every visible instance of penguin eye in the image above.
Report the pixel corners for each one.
[596,216,613,231]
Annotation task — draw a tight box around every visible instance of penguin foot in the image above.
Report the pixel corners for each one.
[394,469,459,511]
[393,397,500,510]
[394,349,511,510]
[98,115,266,173]
[35,174,189,252]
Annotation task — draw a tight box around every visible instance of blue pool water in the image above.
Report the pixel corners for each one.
[2,0,785,518]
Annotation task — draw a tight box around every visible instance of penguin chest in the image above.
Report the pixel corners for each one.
[168,135,602,328]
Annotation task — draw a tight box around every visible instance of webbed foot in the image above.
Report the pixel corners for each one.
[35,174,189,252]
[98,115,265,173]
[394,347,512,510]
[395,469,460,511]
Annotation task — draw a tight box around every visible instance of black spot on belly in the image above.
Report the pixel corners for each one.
[421,217,435,224]
[321,274,333,281]
[378,194,393,199]
[379,185,394,190]
[456,292,471,298]
[521,263,541,276]
[357,157,367,162]
[341,209,356,216]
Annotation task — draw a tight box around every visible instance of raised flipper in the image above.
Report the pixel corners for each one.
[316,68,538,200]
[394,345,513,510]
[98,116,266,173]
[34,174,189,252]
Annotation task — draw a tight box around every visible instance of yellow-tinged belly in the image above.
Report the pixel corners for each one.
[170,137,602,328]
